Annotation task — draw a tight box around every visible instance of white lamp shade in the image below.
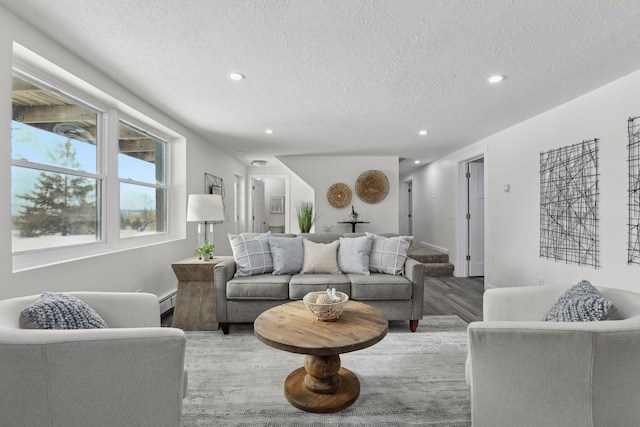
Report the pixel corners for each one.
[187,194,224,222]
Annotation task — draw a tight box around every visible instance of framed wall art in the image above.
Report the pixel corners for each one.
[539,139,600,268]
[270,196,284,214]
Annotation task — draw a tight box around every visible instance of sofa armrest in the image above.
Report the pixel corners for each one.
[214,258,237,323]
[467,321,596,426]
[482,285,572,321]
[0,292,161,329]
[0,327,186,427]
[405,258,425,320]
[67,292,161,328]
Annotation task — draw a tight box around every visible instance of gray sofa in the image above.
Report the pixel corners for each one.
[214,233,426,334]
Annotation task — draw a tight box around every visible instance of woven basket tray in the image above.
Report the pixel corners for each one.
[303,291,349,321]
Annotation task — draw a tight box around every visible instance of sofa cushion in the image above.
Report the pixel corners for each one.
[544,280,612,322]
[270,235,303,275]
[349,274,413,300]
[338,235,373,275]
[226,275,291,300]
[300,238,341,274]
[367,233,413,275]
[289,274,351,299]
[20,292,108,329]
[229,232,274,277]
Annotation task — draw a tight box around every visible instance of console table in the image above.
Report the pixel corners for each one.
[337,221,370,232]
[171,256,226,331]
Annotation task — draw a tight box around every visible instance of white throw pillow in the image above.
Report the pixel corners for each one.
[228,232,273,277]
[300,238,341,274]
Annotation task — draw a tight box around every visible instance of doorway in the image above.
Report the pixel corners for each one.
[401,180,413,236]
[248,173,290,233]
[457,154,486,279]
[467,159,484,277]
[251,178,266,232]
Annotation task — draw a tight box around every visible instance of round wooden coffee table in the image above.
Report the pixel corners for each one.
[254,300,388,413]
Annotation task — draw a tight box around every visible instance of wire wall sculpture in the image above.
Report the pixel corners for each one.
[628,116,640,265]
[540,139,600,268]
[205,173,225,223]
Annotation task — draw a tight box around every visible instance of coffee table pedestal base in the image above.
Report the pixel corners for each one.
[254,302,387,414]
[284,366,360,413]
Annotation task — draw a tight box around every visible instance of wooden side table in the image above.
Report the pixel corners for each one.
[171,256,225,331]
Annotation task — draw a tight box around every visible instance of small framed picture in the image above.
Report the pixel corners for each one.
[270,196,284,214]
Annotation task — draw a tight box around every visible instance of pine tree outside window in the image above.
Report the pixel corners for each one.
[11,74,101,253]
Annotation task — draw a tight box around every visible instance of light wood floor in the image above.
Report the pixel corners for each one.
[424,276,484,323]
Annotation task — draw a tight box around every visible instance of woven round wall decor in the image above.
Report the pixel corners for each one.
[355,170,390,204]
[326,183,352,208]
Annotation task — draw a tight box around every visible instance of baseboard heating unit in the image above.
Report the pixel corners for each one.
[159,291,177,315]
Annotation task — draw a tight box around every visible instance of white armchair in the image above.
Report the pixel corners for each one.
[0,292,187,427]
[466,285,640,427]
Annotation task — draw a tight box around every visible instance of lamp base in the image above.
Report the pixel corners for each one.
[197,222,214,247]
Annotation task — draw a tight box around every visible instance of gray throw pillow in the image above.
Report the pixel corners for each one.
[270,235,303,275]
[544,280,612,322]
[338,235,373,275]
[229,232,274,277]
[367,233,413,275]
[20,292,108,329]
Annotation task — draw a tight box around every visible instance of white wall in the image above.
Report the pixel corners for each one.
[287,169,315,233]
[0,6,244,300]
[405,68,640,292]
[281,156,399,234]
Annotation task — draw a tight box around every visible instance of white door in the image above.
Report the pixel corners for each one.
[252,179,266,233]
[468,162,485,276]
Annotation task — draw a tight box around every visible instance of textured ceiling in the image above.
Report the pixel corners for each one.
[3,0,640,173]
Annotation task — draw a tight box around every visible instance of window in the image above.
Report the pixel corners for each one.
[118,121,167,238]
[11,74,102,253]
[11,51,180,271]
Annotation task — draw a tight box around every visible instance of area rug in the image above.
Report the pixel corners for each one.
[182,315,471,426]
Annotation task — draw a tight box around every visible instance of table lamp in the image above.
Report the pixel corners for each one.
[187,194,224,247]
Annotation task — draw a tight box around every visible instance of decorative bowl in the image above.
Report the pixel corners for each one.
[303,291,349,321]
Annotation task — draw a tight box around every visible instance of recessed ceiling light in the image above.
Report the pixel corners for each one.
[488,75,505,83]
[236,151,245,154]
[228,72,245,81]
[251,160,268,167]
[265,129,274,134]
[419,130,428,136]
[414,160,421,164]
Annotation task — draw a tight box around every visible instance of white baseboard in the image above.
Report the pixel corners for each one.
[419,241,449,254]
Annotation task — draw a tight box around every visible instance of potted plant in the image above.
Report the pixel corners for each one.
[194,240,215,261]
[296,201,318,233]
